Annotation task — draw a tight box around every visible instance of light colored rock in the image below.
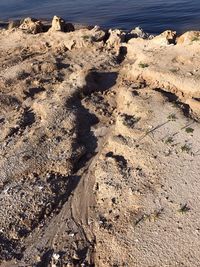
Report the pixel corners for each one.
[106,29,125,51]
[129,26,152,39]
[90,25,106,42]
[19,17,43,34]
[49,16,66,32]
[177,31,200,44]
[152,30,176,45]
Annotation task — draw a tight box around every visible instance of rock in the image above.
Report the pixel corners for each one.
[49,16,65,32]
[19,17,44,34]
[128,26,152,40]
[177,31,200,44]
[152,30,177,45]
[106,29,126,51]
[90,26,106,42]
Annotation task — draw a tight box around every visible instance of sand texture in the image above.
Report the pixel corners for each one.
[0,18,200,266]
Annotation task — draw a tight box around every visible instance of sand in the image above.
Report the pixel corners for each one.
[0,19,200,266]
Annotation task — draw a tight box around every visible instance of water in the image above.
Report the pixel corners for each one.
[0,0,200,33]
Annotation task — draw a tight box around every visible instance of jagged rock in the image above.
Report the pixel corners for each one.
[177,31,200,44]
[152,30,177,45]
[106,29,126,51]
[90,26,106,42]
[19,17,44,34]
[49,16,65,32]
[129,26,152,39]
[126,26,154,42]
[48,16,75,32]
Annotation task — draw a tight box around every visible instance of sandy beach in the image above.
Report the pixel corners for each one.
[0,17,200,266]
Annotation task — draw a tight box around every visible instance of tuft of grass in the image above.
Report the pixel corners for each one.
[135,209,164,225]
[168,113,177,121]
[178,203,190,214]
[138,62,149,68]
[165,136,174,144]
[185,127,194,134]
[181,144,191,153]
[121,114,140,128]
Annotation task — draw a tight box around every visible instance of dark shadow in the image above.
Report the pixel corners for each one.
[0,22,8,29]
[0,234,23,261]
[154,88,190,117]
[65,94,99,172]
[193,97,200,102]
[116,45,127,64]
[72,71,118,170]
[56,62,70,70]
[36,249,54,267]
[24,87,45,98]
[154,88,178,102]
[22,108,36,127]
[106,152,128,169]
[82,71,118,95]
[0,118,5,124]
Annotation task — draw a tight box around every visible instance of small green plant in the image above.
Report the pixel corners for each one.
[168,113,177,121]
[165,136,174,144]
[181,144,191,153]
[178,203,190,214]
[185,127,194,134]
[138,62,149,68]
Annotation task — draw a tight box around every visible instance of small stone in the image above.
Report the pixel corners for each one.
[73,251,80,260]
[69,232,75,237]
[53,253,60,260]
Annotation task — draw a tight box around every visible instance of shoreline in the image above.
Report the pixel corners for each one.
[0,17,186,35]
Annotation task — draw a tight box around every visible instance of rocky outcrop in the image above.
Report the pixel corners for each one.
[152,30,177,45]
[106,29,126,52]
[19,17,44,34]
[49,15,65,32]
[177,31,200,44]
[48,15,75,32]
[127,26,153,41]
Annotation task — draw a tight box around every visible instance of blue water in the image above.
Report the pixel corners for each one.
[0,0,200,33]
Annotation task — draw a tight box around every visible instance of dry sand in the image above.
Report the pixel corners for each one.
[0,19,200,267]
